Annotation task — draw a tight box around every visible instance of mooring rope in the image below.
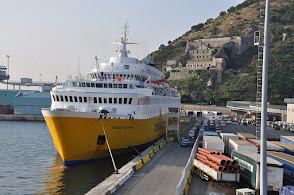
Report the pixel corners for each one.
[105,119,141,156]
[100,119,119,174]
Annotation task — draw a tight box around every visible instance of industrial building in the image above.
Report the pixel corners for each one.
[0,89,51,115]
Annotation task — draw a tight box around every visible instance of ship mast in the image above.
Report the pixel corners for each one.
[115,23,138,59]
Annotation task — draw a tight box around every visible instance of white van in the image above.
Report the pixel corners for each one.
[188,130,196,138]
[221,121,226,127]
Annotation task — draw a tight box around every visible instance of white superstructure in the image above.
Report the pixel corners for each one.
[49,24,181,119]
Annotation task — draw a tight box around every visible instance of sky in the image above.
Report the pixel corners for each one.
[0,0,244,84]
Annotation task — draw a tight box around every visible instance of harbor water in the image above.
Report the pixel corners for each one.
[0,121,132,194]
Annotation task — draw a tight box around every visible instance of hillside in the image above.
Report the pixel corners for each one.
[151,0,294,105]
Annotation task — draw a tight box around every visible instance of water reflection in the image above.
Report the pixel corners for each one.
[40,154,134,195]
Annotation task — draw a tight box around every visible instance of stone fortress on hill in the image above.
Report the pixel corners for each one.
[165,36,254,84]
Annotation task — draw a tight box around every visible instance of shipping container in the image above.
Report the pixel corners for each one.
[270,141,294,155]
[280,136,294,145]
[232,151,283,191]
[203,136,224,153]
[237,132,257,140]
[229,139,258,157]
[219,133,239,154]
[203,131,219,136]
[248,139,285,152]
[267,151,294,185]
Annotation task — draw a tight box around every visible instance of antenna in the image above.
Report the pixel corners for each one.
[95,54,100,72]
[78,56,81,78]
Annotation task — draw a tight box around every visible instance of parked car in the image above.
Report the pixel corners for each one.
[290,125,294,132]
[242,122,247,126]
[180,138,194,147]
[274,125,280,130]
[226,119,232,124]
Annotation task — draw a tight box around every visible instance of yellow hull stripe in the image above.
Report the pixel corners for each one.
[43,115,166,162]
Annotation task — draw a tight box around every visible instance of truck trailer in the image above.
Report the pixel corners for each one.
[270,141,294,155]
[280,136,294,145]
[203,136,224,153]
[219,133,239,154]
[231,150,283,192]
[267,151,294,185]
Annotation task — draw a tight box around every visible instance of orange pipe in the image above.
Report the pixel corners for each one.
[223,166,229,172]
[197,153,208,160]
[198,150,209,157]
[217,155,232,166]
[207,154,227,166]
[219,154,238,166]
[205,148,222,155]
[198,148,211,154]
[205,160,224,172]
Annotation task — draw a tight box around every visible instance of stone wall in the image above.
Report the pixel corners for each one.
[169,71,197,80]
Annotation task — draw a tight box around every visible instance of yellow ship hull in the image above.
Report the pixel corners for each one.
[42,110,166,165]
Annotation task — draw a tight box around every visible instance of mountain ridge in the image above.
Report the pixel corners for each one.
[151,0,294,105]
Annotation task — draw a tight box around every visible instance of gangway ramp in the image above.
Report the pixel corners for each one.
[114,141,192,195]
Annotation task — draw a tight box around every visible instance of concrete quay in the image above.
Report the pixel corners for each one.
[87,120,194,195]
[0,114,44,121]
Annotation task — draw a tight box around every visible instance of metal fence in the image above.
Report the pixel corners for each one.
[176,136,199,195]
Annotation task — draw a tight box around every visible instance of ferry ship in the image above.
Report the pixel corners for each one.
[42,25,181,166]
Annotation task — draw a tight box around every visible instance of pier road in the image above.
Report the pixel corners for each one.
[115,134,193,194]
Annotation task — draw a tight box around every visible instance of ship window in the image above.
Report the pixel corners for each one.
[97,135,105,145]
[86,83,90,87]
[99,97,102,103]
[119,98,122,104]
[56,95,59,101]
[113,74,115,79]
[114,98,117,104]
[73,82,78,87]
[52,95,56,101]
[60,96,64,101]
[74,96,78,102]
[113,84,117,88]
[108,74,111,79]
[65,96,68,102]
[123,84,127,89]
[118,84,122,89]
[91,83,95,87]
[109,83,112,88]
[84,97,87,103]
[130,84,135,89]
[69,96,73,102]
[94,97,97,103]
[109,98,112,104]
[124,98,127,104]
[104,83,108,88]
[82,83,86,87]
[104,97,107,104]
[79,97,83,102]
[129,98,132,104]
[124,65,129,69]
